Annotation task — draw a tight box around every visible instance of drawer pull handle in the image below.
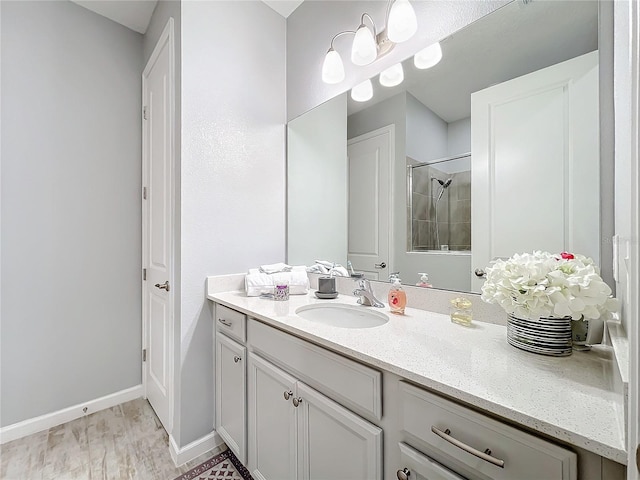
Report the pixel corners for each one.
[233,355,241,363]
[217,318,233,327]
[396,467,410,480]
[292,397,302,407]
[431,426,505,468]
[284,390,293,401]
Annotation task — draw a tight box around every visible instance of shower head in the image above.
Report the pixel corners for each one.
[431,177,453,188]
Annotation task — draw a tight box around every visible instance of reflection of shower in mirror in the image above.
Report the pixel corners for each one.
[430,176,453,248]
[409,154,471,253]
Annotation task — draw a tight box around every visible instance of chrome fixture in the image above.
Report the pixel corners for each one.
[431,426,505,468]
[353,277,385,308]
[154,280,170,291]
[430,176,453,249]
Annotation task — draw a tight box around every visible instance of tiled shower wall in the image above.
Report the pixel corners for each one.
[411,164,471,251]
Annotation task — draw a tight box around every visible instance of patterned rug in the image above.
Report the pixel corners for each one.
[174,449,253,480]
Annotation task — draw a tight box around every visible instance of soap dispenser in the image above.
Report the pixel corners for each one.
[416,273,432,288]
[388,274,406,315]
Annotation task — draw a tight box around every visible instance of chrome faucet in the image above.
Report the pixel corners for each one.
[352,275,384,308]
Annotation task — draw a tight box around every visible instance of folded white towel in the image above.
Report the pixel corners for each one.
[250,265,306,275]
[306,261,349,277]
[259,263,292,274]
[245,270,309,297]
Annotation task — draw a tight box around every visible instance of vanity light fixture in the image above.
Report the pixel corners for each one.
[321,47,346,84]
[351,79,374,102]
[321,0,417,84]
[387,0,418,43]
[351,15,378,66]
[379,63,404,87]
[414,42,443,69]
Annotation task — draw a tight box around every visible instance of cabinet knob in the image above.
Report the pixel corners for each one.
[396,468,410,480]
[233,355,241,363]
[292,397,303,407]
[283,390,293,401]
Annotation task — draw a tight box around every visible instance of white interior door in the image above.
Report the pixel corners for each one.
[142,19,174,432]
[347,126,393,280]
[471,51,599,293]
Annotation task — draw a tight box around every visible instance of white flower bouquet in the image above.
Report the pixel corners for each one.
[481,251,618,320]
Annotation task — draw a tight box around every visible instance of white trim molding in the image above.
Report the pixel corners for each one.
[0,385,143,445]
[169,431,225,467]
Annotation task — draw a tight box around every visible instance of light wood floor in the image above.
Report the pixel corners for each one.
[0,398,223,480]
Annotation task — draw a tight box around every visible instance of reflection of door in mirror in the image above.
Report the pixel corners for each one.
[471,51,599,293]
[347,126,393,280]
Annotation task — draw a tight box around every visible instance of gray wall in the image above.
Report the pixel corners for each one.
[286,0,509,121]
[179,0,286,447]
[406,93,448,163]
[1,1,143,426]
[447,117,471,157]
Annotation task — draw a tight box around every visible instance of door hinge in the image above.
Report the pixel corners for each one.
[143,106,148,120]
[143,349,147,362]
[143,268,147,281]
[143,186,147,200]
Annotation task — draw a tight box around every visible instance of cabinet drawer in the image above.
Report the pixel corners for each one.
[248,318,382,421]
[215,304,246,343]
[399,381,576,480]
[398,442,465,480]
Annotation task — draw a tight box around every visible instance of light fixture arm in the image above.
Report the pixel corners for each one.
[384,0,394,28]
[329,30,356,50]
[360,13,377,38]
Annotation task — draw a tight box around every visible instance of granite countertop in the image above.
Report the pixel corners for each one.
[207,289,627,464]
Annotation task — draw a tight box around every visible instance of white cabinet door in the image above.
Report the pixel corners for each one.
[248,353,298,480]
[215,333,246,463]
[297,382,382,480]
[471,51,599,292]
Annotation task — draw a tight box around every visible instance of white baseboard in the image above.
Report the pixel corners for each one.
[0,384,143,445]
[169,431,224,467]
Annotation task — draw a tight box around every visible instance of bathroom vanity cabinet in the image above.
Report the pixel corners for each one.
[211,300,626,480]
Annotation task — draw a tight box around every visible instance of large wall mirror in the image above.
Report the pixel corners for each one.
[288,0,606,294]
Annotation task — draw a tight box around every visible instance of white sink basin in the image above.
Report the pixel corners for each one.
[295,303,389,329]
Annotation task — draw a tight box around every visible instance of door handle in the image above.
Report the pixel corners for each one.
[374,262,387,269]
[154,281,170,291]
[233,356,241,363]
[474,268,486,278]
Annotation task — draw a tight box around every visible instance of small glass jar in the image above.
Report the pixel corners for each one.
[274,282,290,301]
[450,297,472,326]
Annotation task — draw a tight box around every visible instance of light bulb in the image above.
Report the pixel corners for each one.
[351,24,377,66]
[351,79,373,102]
[322,48,345,84]
[387,0,417,43]
[379,63,404,87]
[414,42,442,69]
